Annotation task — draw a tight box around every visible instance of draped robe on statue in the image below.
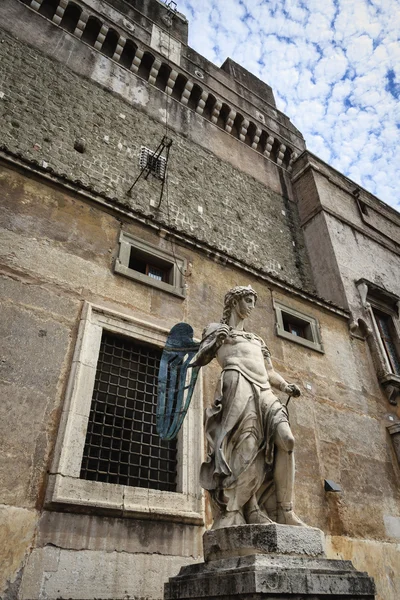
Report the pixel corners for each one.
[198,324,289,521]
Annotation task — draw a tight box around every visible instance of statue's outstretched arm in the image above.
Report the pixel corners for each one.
[191,323,228,367]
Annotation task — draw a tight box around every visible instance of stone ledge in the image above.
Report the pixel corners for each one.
[203,524,326,561]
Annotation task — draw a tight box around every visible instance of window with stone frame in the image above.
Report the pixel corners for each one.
[46,303,203,523]
[273,301,324,353]
[371,308,400,376]
[357,279,400,405]
[114,232,186,298]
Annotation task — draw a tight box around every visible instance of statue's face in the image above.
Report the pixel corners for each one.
[233,294,256,320]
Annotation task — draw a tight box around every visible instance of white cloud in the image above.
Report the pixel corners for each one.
[345,34,374,65]
[179,0,400,209]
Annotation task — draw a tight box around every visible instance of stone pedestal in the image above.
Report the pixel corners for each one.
[165,524,375,600]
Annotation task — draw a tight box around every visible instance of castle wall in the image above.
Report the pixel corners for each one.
[292,152,400,314]
[1,163,399,599]
[0,1,400,599]
[0,7,312,291]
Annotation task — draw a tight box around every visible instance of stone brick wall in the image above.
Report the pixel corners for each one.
[0,20,315,294]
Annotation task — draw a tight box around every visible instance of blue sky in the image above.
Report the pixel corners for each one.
[177,0,400,211]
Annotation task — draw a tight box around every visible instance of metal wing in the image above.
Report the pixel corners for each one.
[157,323,200,440]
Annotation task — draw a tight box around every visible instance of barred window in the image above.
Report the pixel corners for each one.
[80,331,178,492]
[47,304,203,523]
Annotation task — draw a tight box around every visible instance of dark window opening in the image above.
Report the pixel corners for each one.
[101,28,119,58]
[270,138,281,163]
[373,309,400,375]
[171,73,188,101]
[282,313,313,341]
[81,16,102,46]
[216,103,231,130]
[155,63,171,91]
[187,84,202,111]
[128,247,173,284]
[258,130,268,154]
[59,2,81,33]
[246,122,257,147]
[38,0,59,20]
[359,201,369,216]
[203,94,216,121]
[119,39,137,69]
[283,147,292,168]
[138,52,155,81]
[80,332,178,491]
[231,113,243,139]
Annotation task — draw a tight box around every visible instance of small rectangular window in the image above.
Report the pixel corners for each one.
[274,301,324,353]
[128,246,172,284]
[282,313,312,340]
[357,280,400,405]
[115,232,186,297]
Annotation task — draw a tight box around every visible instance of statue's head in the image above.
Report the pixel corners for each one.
[221,285,258,324]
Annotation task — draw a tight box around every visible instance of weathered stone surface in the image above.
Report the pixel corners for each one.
[37,511,203,557]
[0,505,37,596]
[165,553,376,599]
[19,547,197,600]
[203,524,326,561]
[326,535,400,600]
[0,19,313,292]
[0,2,399,598]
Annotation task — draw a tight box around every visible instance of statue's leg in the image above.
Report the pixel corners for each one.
[244,493,273,524]
[225,420,263,512]
[274,422,306,526]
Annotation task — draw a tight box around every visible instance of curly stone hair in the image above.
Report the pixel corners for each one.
[221,285,258,324]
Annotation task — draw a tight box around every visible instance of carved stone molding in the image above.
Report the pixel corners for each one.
[381,374,400,406]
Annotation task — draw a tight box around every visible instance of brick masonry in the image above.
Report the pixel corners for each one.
[0,26,314,293]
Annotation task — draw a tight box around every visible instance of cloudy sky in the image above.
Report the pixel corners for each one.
[177,0,400,211]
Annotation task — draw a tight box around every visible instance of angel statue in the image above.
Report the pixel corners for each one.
[157,285,307,530]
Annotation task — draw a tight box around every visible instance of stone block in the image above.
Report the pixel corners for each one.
[166,525,375,600]
[20,548,196,600]
[165,554,376,600]
[203,524,326,562]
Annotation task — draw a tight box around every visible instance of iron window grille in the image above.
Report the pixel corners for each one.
[80,331,178,492]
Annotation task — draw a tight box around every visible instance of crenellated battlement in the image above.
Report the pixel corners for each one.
[14,0,305,170]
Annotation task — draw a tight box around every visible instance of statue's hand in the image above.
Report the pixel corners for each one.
[216,324,230,344]
[285,383,301,397]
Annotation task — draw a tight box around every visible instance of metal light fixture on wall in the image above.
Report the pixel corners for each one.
[324,479,342,492]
